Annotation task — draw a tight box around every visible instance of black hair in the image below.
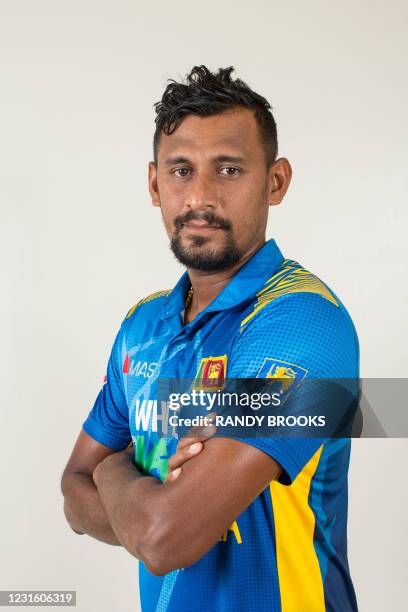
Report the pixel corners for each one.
[153,65,278,166]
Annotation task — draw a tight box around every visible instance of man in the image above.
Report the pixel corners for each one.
[61,66,359,611]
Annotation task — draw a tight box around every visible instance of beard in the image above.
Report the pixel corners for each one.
[170,210,243,272]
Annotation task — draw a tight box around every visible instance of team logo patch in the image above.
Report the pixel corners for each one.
[256,358,308,395]
[193,355,228,391]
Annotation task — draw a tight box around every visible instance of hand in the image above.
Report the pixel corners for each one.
[165,414,217,483]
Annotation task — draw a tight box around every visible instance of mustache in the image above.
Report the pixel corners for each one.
[174,210,232,232]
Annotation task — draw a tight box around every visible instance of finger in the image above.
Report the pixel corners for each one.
[176,427,217,452]
[177,415,218,450]
[165,467,182,483]
[176,431,210,451]
[168,441,203,471]
[168,441,203,472]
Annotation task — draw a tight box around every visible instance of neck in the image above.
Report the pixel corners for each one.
[184,238,265,323]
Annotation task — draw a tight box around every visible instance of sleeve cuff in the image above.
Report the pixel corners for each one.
[82,415,131,451]
[234,437,325,485]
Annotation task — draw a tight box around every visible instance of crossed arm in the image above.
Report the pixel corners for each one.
[61,430,281,575]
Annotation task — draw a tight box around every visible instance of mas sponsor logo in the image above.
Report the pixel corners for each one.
[122,353,158,378]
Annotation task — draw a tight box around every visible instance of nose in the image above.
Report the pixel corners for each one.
[185,172,218,211]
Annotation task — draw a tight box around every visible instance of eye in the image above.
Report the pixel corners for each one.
[172,167,191,178]
[219,167,241,177]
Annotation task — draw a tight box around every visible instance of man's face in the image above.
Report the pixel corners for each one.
[149,107,289,272]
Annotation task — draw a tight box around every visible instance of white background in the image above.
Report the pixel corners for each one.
[1,1,407,610]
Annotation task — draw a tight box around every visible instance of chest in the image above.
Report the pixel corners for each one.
[122,310,240,476]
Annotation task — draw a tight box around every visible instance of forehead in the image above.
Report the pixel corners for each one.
[157,107,264,162]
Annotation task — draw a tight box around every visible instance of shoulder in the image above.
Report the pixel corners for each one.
[124,289,171,322]
[240,259,357,337]
[231,260,359,377]
[241,259,343,328]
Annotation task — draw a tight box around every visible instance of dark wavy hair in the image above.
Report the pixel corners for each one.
[153,65,278,166]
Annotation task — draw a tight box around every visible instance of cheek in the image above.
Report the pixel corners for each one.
[160,202,185,239]
[226,189,268,236]
[157,183,184,219]
[235,214,260,238]
[230,197,263,227]
[161,212,174,237]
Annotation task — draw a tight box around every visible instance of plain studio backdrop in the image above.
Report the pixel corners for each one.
[1,1,407,611]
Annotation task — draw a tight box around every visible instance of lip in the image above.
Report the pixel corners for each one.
[183,222,222,231]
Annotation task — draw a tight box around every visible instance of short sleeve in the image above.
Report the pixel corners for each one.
[82,319,131,450]
[228,292,359,484]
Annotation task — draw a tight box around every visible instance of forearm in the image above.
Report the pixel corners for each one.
[93,451,163,568]
[96,439,283,576]
[62,472,120,546]
[93,452,218,575]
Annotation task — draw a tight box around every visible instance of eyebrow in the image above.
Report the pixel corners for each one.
[163,154,247,165]
[164,156,191,165]
[214,155,247,164]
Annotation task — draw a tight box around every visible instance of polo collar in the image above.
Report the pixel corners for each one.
[160,239,284,320]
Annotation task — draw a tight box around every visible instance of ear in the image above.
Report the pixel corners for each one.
[268,158,292,206]
[148,162,161,207]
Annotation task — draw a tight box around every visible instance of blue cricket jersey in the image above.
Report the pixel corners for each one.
[83,239,359,612]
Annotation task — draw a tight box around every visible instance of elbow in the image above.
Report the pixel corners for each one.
[143,557,173,577]
[60,470,76,510]
[130,515,187,576]
[131,526,173,576]
[60,472,68,499]
[141,550,184,577]
[143,547,202,577]
[62,498,72,524]
[63,498,84,535]
[61,472,84,535]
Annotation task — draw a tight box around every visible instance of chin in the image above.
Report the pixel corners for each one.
[183,232,224,250]
[170,232,242,272]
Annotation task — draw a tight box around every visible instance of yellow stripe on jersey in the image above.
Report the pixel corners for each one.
[270,445,325,612]
[126,290,171,319]
[241,260,338,329]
